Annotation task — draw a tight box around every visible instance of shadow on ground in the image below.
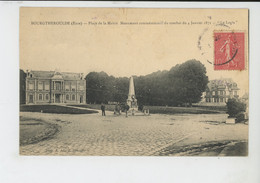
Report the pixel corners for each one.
[20,116,60,146]
[157,140,248,156]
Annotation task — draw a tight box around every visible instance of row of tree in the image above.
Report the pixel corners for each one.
[85,59,209,106]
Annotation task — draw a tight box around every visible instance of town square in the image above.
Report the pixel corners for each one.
[19,8,249,156]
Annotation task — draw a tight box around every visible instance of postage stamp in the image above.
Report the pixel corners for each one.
[214,32,245,70]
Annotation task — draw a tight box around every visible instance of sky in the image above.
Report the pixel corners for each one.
[20,8,248,94]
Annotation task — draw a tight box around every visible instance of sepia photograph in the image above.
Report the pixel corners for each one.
[19,7,249,156]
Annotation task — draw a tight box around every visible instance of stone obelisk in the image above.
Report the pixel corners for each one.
[127,76,138,111]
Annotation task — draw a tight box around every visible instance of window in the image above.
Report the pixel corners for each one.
[78,81,84,90]
[45,83,50,90]
[38,82,43,90]
[65,83,70,91]
[220,98,223,102]
[55,82,61,90]
[79,84,84,90]
[66,94,70,100]
[46,94,49,100]
[39,94,43,100]
[29,82,34,90]
[220,91,223,95]
[72,94,75,100]
[57,83,60,90]
[71,82,76,91]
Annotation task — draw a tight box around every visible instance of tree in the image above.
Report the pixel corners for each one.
[85,72,112,104]
[167,60,208,106]
[85,60,208,106]
[85,72,128,104]
[20,69,26,104]
[226,98,246,120]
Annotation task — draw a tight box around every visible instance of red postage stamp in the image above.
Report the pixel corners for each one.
[214,32,245,70]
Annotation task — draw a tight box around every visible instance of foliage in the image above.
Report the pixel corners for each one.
[226,98,246,118]
[20,69,26,104]
[167,60,208,106]
[85,72,128,104]
[236,112,245,123]
[85,60,209,106]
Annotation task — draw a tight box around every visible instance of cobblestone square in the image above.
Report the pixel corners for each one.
[20,111,248,156]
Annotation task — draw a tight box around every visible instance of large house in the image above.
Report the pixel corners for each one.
[25,70,86,104]
[202,78,240,104]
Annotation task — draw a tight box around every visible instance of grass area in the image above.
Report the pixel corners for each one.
[70,104,224,114]
[69,104,116,111]
[147,106,223,114]
[20,116,59,146]
[20,105,98,114]
[192,105,227,112]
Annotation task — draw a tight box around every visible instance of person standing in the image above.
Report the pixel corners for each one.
[114,103,118,115]
[101,103,106,116]
[125,104,130,117]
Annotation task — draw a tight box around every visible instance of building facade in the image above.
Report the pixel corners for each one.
[25,70,86,104]
[202,78,240,104]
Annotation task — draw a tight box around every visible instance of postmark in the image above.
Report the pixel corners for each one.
[214,32,245,70]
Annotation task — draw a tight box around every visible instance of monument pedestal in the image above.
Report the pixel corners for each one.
[126,76,138,112]
[127,98,138,111]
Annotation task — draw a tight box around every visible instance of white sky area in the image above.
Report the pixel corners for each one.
[20,8,248,95]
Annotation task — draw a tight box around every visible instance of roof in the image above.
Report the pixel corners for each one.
[28,70,83,80]
[207,78,239,91]
[242,92,249,99]
[30,71,55,78]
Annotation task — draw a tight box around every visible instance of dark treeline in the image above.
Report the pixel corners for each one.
[20,69,26,104]
[86,59,209,106]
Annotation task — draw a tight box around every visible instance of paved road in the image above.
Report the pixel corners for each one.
[20,111,248,156]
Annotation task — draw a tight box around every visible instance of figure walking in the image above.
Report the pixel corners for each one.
[101,103,106,116]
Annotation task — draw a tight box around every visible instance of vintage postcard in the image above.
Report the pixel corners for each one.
[19,8,248,156]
